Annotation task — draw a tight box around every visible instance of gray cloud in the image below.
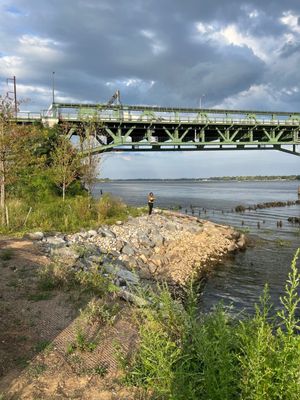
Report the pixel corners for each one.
[0,0,299,177]
[0,0,299,111]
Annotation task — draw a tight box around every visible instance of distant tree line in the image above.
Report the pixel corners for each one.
[208,175,300,181]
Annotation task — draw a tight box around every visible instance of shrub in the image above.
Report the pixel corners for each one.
[38,262,77,290]
[124,249,300,400]
[80,298,120,325]
[96,193,127,222]
[0,194,144,234]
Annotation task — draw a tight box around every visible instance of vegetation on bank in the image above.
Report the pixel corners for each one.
[0,95,143,234]
[123,249,300,400]
[0,194,144,234]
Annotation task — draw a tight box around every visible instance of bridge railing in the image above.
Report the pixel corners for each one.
[17,111,41,120]
[54,110,300,126]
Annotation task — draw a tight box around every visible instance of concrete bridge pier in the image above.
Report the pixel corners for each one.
[41,117,59,128]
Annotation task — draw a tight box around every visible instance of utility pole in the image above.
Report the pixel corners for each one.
[6,76,17,116]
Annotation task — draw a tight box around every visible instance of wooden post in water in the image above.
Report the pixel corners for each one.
[298,186,300,196]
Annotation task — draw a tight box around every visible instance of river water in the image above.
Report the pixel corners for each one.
[93,180,300,314]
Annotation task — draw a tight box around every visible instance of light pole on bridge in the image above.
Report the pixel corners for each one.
[199,94,205,108]
[52,71,55,104]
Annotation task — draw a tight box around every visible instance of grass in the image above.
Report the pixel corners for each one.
[237,227,250,234]
[0,248,14,261]
[123,249,300,400]
[93,363,109,377]
[0,194,145,235]
[6,279,18,288]
[79,298,120,325]
[38,261,119,300]
[33,340,52,353]
[27,291,53,301]
[15,356,29,368]
[67,328,97,354]
[28,362,47,378]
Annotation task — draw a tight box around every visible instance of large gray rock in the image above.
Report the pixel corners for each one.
[87,230,98,237]
[122,244,135,256]
[139,254,148,264]
[227,243,238,252]
[45,236,66,248]
[114,240,124,252]
[77,231,90,239]
[237,234,246,250]
[109,250,120,258]
[139,248,152,257]
[150,255,163,268]
[51,247,80,264]
[98,227,116,239]
[103,264,140,285]
[125,256,139,269]
[137,234,152,247]
[85,255,103,265]
[165,223,178,232]
[187,226,199,234]
[227,230,240,240]
[71,243,101,258]
[24,232,44,241]
[151,233,164,247]
[118,289,149,307]
[148,262,159,275]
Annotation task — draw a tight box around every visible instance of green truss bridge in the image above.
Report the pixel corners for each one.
[18,102,300,156]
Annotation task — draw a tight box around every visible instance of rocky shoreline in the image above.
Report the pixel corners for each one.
[27,210,246,302]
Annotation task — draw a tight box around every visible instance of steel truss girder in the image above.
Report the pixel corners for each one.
[82,144,300,156]
[69,121,299,156]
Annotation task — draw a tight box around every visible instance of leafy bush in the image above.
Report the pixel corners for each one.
[95,193,127,221]
[124,249,300,400]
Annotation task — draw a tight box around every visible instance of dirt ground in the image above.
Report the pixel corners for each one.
[0,238,140,400]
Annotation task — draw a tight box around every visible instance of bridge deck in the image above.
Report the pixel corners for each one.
[15,102,300,155]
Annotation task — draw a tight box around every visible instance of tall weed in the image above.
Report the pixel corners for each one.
[0,194,143,234]
[125,249,300,400]
[273,248,300,400]
[237,287,276,399]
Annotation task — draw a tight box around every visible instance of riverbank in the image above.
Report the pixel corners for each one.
[0,211,245,398]
[36,209,246,290]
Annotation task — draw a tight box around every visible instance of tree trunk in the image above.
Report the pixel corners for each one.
[0,160,5,226]
[62,182,66,201]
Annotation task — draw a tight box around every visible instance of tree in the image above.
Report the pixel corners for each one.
[50,135,81,201]
[81,129,103,196]
[0,96,38,224]
[0,95,14,224]
[78,114,105,203]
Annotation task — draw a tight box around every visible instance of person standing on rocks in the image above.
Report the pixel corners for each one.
[148,192,156,215]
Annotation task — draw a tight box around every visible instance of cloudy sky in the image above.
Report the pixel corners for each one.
[0,0,299,178]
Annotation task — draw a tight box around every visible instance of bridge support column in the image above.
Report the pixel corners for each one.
[41,117,59,127]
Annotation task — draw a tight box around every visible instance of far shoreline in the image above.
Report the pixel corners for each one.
[96,175,300,182]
